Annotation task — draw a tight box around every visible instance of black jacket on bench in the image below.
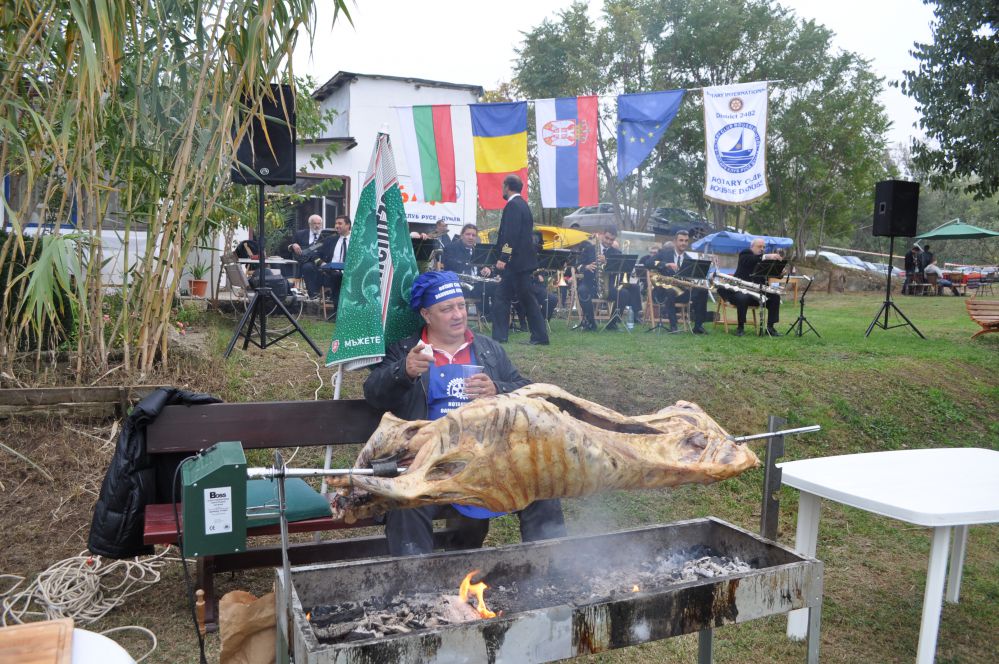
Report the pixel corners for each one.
[88,387,222,558]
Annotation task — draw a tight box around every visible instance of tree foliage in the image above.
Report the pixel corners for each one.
[902,1,999,199]
[0,0,349,377]
[512,0,892,254]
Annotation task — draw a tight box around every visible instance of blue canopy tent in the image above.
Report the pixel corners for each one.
[691,231,794,255]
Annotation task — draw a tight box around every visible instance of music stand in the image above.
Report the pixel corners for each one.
[533,249,571,323]
[461,243,501,332]
[224,185,322,358]
[676,258,711,280]
[411,238,439,263]
[785,275,820,337]
[750,259,787,336]
[471,243,500,268]
[600,254,639,332]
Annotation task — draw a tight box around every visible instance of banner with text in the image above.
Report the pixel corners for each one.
[327,132,422,370]
[703,82,769,205]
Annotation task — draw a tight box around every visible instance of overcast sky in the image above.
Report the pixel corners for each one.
[292,0,936,147]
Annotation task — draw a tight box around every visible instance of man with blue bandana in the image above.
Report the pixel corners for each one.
[363,271,566,556]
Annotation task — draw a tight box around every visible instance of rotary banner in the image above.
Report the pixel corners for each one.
[702,82,769,205]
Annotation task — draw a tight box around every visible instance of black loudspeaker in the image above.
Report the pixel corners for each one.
[232,84,297,185]
[872,180,919,237]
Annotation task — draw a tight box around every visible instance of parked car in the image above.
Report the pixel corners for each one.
[841,255,870,270]
[648,208,714,240]
[814,250,867,272]
[564,202,636,231]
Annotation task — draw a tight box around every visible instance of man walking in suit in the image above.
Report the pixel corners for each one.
[491,175,549,345]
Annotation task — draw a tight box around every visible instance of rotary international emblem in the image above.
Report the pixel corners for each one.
[447,377,467,400]
[728,98,744,112]
[542,119,592,147]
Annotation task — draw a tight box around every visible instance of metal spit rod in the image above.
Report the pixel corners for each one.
[732,424,821,443]
[247,463,407,480]
[246,428,821,481]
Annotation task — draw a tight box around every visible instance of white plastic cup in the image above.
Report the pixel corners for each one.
[461,364,484,381]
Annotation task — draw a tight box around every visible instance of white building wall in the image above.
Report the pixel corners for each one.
[318,85,351,137]
[297,76,480,237]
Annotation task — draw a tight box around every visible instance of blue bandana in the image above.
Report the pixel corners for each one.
[410,271,464,311]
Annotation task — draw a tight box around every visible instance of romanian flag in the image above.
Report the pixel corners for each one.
[535,96,599,208]
[469,102,528,210]
[396,105,457,203]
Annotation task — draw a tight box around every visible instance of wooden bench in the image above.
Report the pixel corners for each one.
[966,299,999,338]
[142,399,461,631]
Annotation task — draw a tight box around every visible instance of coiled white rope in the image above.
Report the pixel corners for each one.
[0,548,176,661]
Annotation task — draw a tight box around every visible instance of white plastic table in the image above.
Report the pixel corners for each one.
[780,448,999,664]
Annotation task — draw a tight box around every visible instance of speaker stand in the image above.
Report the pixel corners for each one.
[224,185,323,358]
[865,235,925,339]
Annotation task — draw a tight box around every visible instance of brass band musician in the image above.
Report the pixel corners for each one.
[717,238,782,337]
[573,232,600,331]
[602,227,643,330]
[654,231,709,334]
[443,224,495,318]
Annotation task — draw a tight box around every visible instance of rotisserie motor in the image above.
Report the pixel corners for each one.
[330,384,758,521]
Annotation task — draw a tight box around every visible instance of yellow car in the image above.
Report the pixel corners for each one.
[477,225,591,250]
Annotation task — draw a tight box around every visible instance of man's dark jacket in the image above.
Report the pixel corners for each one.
[734,248,766,283]
[495,195,538,273]
[364,332,529,419]
[88,388,222,558]
[442,240,476,275]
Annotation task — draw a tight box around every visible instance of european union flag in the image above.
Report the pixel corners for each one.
[616,90,685,181]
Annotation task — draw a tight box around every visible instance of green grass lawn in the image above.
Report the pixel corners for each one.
[111,292,999,661]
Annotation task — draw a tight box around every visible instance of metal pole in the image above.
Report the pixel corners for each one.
[247,466,407,480]
[276,451,294,663]
[258,184,267,347]
[732,424,820,443]
[760,415,786,540]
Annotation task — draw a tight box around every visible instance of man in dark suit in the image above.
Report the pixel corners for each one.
[574,235,599,330]
[491,175,548,345]
[443,223,495,316]
[319,215,351,314]
[654,230,708,334]
[717,237,782,336]
[289,214,335,297]
[902,244,922,295]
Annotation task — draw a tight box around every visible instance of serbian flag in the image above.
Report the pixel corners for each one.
[469,102,528,209]
[396,105,457,203]
[535,96,599,209]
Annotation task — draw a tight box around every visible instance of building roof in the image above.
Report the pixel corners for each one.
[312,71,483,101]
[299,136,358,150]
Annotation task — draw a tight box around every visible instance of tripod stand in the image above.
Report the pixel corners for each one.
[224,184,322,358]
[785,275,820,337]
[865,235,925,339]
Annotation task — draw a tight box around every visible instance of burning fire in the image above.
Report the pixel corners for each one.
[631,585,640,593]
[459,570,497,619]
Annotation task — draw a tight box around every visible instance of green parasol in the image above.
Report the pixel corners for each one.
[915,218,999,240]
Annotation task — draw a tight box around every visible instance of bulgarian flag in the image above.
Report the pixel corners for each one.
[469,101,528,210]
[396,105,458,203]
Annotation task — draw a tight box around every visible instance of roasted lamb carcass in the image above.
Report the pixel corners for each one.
[329,384,758,521]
